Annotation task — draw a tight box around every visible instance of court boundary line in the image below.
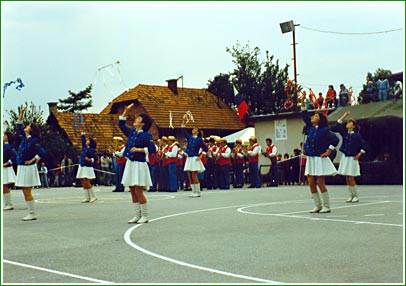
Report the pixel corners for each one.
[238,201,403,228]
[3,259,113,283]
[124,196,403,283]
[124,203,284,284]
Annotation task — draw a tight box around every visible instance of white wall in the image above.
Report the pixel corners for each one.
[255,117,343,165]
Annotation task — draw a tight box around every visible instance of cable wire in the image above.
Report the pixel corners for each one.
[299,25,403,35]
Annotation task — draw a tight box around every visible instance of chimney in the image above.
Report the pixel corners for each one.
[47,102,58,114]
[166,79,178,94]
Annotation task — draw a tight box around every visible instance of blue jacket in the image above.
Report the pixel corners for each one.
[16,123,46,165]
[79,134,98,167]
[119,118,156,162]
[332,121,367,156]
[181,127,208,157]
[3,143,17,167]
[302,110,339,157]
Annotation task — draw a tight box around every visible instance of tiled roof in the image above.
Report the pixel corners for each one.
[100,84,246,130]
[49,111,123,153]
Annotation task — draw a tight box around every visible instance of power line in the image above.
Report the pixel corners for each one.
[299,25,403,35]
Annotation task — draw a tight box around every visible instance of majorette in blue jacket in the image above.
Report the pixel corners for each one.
[302,110,339,157]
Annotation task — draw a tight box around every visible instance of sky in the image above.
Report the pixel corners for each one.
[1,1,404,120]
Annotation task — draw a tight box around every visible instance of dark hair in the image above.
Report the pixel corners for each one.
[29,123,41,138]
[198,128,204,138]
[347,119,360,132]
[4,131,14,144]
[266,138,272,143]
[88,137,97,149]
[208,138,215,143]
[315,111,328,128]
[139,113,153,131]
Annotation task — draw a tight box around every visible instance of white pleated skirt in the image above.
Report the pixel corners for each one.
[338,156,361,176]
[3,166,16,184]
[305,156,337,176]
[121,160,152,188]
[184,156,205,173]
[16,164,41,187]
[76,166,96,179]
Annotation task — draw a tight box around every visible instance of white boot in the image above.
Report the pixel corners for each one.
[346,186,354,203]
[22,200,37,221]
[310,193,322,213]
[137,203,149,223]
[128,203,141,224]
[82,189,90,203]
[319,192,331,213]
[189,184,197,197]
[89,188,98,203]
[351,186,359,203]
[195,183,201,197]
[3,193,14,210]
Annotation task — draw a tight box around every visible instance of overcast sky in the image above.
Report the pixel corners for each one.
[1,1,404,119]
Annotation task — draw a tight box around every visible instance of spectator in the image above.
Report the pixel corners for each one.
[364,81,376,103]
[282,153,291,185]
[100,152,112,186]
[377,73,389,101]
[61,154,74,186]
[325,85,337,108]
[394,81,402,99]
[338,84,350,107]
[39,162,49,188]
[52,164,62,187]
[316,92,324,109]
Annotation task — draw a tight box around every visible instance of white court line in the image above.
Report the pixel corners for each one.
[364,214,385,217]
[124,203,284,284]
[3,259,113,283]
[237,201,403,228]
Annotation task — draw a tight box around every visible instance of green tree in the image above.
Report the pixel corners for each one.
[3,101,45,132]
[58,84,93,112]
[207,73,234,108]
[3,102,79,170]
[208,42,290,116]
[259,51,289,114]
[226,42,263,114]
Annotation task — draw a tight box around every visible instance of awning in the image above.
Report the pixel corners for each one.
[327,99,403,123]
[224,127,255,144]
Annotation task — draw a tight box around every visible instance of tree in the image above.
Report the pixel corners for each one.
[259,51,289,114]
[207,42,290,116]
[3,102,45,133]
[226,42,263,114]
[207,73,234,108]
[3,102,79,170]
[58,84,93,112]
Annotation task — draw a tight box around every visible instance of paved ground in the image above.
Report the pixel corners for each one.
[2,184,404,284]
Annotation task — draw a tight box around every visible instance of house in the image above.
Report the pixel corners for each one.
[47,79,246,153]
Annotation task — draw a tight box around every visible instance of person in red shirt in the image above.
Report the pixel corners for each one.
[217,138,231,189]
[232,138,245,188]
[164,136,179,192]
[325,85,336,108]
[247,136,261,188]
[263,138,278,187]
[316,92,324,109]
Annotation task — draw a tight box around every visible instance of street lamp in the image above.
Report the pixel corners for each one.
[280,20,299,110]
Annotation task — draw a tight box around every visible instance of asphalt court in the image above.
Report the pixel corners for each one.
[2,184,404,284]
